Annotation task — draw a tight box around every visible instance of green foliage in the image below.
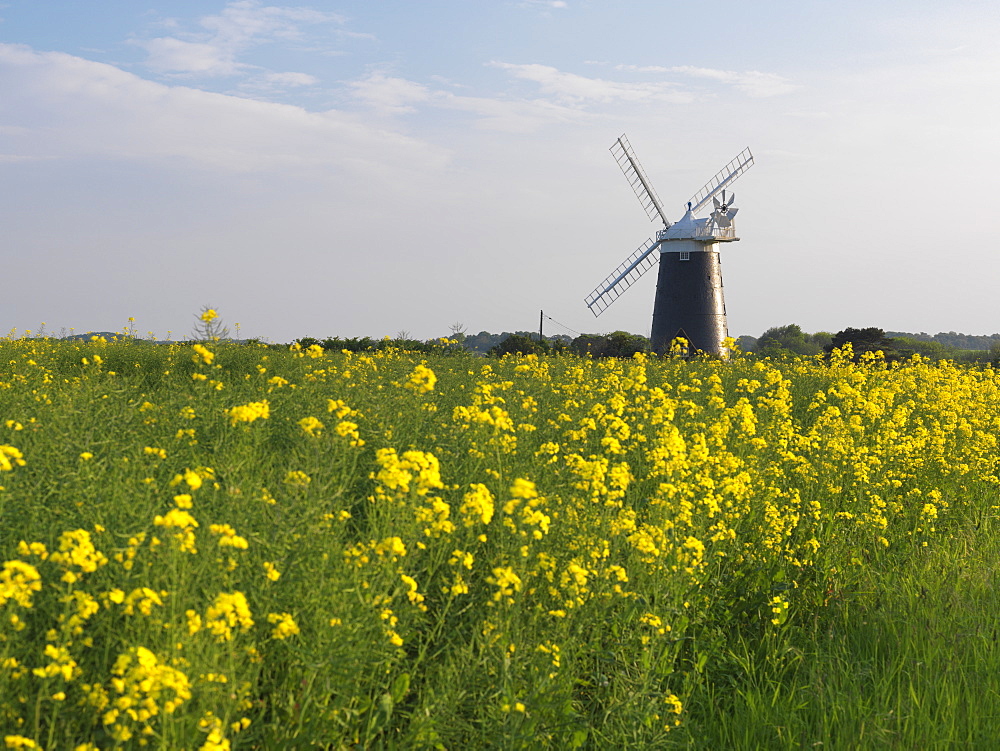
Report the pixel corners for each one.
[893,336,954,360]
[570,331,649,358]
[462,331,570,354]
[489,333,548,356]
[294,335,464,355]
[755,324,830,358]
[888,330,1000,351]
[825,327,898,360]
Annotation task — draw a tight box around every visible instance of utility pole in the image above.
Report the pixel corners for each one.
[539,310,544,343]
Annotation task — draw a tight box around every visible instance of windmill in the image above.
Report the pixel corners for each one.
[584,135,754,356]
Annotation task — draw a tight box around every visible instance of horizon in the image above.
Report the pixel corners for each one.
[13,324,1000,348]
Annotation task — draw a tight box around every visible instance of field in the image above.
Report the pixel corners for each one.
[1,336,1000,749]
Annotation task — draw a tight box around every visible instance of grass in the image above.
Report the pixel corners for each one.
[689,509,1000,749]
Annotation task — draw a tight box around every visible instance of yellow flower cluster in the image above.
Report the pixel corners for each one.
[204,591,255,642]
[225,400,270,426]
[0,560,42,608]
[192,343,215,365]
[403,363,437,394]
[101,646,192,741]
[0,445,26,472]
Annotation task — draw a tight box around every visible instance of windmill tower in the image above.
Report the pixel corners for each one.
[585,135,754,356]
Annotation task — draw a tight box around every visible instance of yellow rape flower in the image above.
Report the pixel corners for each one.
[4,736,41,749]
[185,609,202,635]
[284,470,311,487]
[205,591,254,641]
[153,509,199,553]
[0,445,25,472]
[16,541,47,560]
[267,612,300,640]
[122,587,164,616]
[192,343,215,365]
[49,529,107,582]
[334,420,364,447]
[460,484,495,525]
[298,416,324,437]
[209,524,249,549]
[326,399,357,418]
[404,363,437,394]
[104,646,191,734]
[373,448,443,497]
[488,566,522,604]
[32,644,78,681]
[0,560,42,608]
[225,400,270,426]
[769,595,790,626]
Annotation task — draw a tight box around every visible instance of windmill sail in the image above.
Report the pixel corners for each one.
[610,135,671,227]
[687,148,754,216]
[584,238,662,316]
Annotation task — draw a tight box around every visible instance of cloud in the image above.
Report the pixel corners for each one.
[261,70,318,87]
[347,71,431,115]
[434,90,582,132]
[142,37,244,76]
[615,64,798,98]
[0,154,53,163]
[0,43,447,177]
[133,0,351,93]
[196,0,345,46]
[517,0,568,8]
[489,62,693,106]
[345,68,583,131]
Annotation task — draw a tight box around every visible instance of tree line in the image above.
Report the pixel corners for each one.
[290,325,1000,365]
[743,324,1000,364]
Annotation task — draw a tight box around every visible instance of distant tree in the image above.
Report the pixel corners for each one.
[489,334,548,357]
[757,324,821,357]
[317,336,378,352]
[886,331,935,343]
[603,331,650,358]
[990,341,1000,368]
[811,331,833,351]
[547,334,572,354]
[736,335,758,352]
[570,331,649,358]
[893,337,953,360]
[463,331,539,354]
[448,322,467,343]
[825,327,898,360]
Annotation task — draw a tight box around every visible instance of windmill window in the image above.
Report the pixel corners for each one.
[679,251,690,261]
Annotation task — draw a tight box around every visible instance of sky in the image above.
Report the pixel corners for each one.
[2,1,999,342]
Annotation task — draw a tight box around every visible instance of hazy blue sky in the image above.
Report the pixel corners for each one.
[2,1,999,341]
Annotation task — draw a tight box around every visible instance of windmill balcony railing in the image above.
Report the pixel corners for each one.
[657,225,737,242]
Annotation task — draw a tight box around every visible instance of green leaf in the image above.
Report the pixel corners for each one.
[377,692,394,726]
[696,652,709,673]
[391,672,411,703]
